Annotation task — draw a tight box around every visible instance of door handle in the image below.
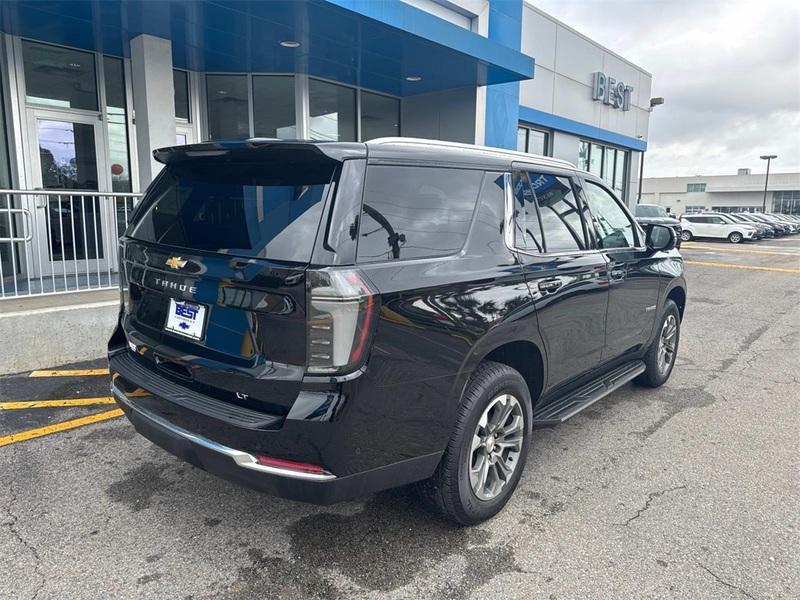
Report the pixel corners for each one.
[610,268,626,280]
[538,278,563,293]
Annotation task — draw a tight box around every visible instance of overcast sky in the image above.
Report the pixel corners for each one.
[533,0,800,177]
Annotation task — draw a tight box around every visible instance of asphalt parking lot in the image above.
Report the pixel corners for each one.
[2,238,799,599]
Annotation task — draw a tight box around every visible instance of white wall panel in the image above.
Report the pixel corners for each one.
[519,66,554,113]
[553,26,603,85]
[521,5,556,70]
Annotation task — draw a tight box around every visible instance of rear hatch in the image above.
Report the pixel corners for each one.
[117,144,341,415]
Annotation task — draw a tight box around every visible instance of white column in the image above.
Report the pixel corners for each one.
[130,34,176,188]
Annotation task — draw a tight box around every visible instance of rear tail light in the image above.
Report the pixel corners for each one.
[306,268,379,375]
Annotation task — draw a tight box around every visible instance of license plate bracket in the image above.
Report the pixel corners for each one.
[164,299,207,341]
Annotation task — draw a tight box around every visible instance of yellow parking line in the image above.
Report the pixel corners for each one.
[0,409,124,447]
[29,368,109,378]
[682,243,800,257]
[685,260,800,274]
[0,397,116,410]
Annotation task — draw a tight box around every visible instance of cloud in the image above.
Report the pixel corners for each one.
[531,0,800,176]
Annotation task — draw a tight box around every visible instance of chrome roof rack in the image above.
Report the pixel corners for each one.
[367,137,576,169]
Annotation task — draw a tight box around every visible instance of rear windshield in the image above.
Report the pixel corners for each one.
[635,205,667,218]
[127,160,336,262]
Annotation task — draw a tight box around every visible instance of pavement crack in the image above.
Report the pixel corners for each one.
[618,485,687,526]
[4,444,45,600]
[698,562,756,599]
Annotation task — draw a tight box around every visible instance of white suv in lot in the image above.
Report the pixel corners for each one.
[680,213,758,243]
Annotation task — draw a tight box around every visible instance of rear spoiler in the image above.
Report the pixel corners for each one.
[153,139,367,165]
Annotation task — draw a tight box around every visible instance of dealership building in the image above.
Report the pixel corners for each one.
[0,0,654,372]
[641,170,800,216]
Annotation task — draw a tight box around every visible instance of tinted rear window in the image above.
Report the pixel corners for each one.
[356,165,482,262]
[128,160,335,262]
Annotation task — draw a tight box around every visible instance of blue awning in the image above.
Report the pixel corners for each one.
[0,0,534,96]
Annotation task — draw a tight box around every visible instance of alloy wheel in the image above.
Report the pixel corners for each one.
[469,394,524,501]
[730,232,742,243]
[657,314,678,375]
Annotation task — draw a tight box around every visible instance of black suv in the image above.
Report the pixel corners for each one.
[109,139,686,524]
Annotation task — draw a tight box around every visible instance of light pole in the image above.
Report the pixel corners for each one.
[759,154,777,213]
[637,97,665,204]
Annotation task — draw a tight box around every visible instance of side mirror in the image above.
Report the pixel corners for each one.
[645,224,676,253]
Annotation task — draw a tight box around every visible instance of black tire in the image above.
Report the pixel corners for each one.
[635,300,680,388]
[680,230,692,242]
[418,361,532,525]
[728,231,743,243]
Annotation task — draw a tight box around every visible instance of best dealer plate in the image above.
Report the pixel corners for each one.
[165,299,207,340]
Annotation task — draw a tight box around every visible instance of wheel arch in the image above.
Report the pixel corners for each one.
[453,331,547,413]
[666,284,686,321]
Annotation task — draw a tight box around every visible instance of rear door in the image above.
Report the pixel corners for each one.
[511,167,609,392]
[118,151,341,412]
[579,178,660,362]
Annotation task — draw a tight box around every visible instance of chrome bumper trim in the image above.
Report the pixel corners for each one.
[112,384,336,482]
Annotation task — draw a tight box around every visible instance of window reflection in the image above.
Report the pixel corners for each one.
[206,75,249,140]
[583,182,635,248]
[103,56,131,193]
[525,173,586,252]
[253,75,296,139]
[357,166,482,262]
[360,91,399,140]
[174,70,190,120]
[23,41,97,111]
[309,79,356,142]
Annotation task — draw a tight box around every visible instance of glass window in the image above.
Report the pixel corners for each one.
[253,75,296,139]
[103,56,131,193]
[23,41,98,111]
[687,183,706,192]
[206,75,249,140]
[513,171,543,252]
[528,173,586,252]
[37,119,98,190]
[577,141,590,172]
[635,205,668,218]
[516,125,549,155]
[589,143,603,177]
[685,206,705,214]
[360,91,399,141]
[309,79,356,142]
[528,129,548,155]
[357,166,482,262]
[614,150,626,194]
[128,158,336,262]
[601,147,615,186]
[517,127,527,153]
[174,70,190,120]
[583,181,636,249]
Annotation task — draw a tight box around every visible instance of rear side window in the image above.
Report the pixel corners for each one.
[356,165,482,262]
[528,172,587,252]
[127,160,336,262]
[512,171,587,253]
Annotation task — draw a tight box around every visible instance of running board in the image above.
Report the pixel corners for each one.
[533,360,646,427]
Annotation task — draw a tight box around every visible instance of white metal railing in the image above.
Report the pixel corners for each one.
[0,189,142,299]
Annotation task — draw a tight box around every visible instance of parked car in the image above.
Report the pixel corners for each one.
[680,213,758,243]
[737,213,788,236]
[727,213,775,238]
[108,138,686,524]
[764,213,800,233]
[634,204,683,247]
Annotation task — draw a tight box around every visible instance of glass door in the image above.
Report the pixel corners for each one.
[26,109,113,284]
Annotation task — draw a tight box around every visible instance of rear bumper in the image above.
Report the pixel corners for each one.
[112,383,440,504]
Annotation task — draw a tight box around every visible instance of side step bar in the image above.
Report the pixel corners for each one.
[533,360,646,427]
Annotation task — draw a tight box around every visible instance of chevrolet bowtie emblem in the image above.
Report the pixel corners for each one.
[165,256,187,269]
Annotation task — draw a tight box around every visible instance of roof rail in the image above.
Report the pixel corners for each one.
[367,137,576,169]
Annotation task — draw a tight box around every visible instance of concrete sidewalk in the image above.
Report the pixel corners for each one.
[0,290,118,375]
